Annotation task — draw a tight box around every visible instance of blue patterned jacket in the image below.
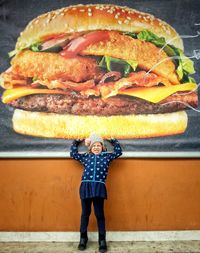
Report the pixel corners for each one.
[70,139,122,185]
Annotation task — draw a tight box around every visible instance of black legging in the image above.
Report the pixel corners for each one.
[80,197,105,236]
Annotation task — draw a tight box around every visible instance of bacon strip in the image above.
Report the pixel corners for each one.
[0,71,96,91]
[0,72,29,89]
[1,70,173,99]
[81,71,172,98]
[35,79,95,91]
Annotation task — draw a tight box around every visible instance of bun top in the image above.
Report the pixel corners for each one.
[16,4,183,50]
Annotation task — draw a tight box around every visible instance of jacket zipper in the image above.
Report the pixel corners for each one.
[93,155,96,181]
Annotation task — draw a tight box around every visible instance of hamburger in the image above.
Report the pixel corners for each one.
[0,4,198,138]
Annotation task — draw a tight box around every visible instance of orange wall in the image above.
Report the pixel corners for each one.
[0,158,200,231]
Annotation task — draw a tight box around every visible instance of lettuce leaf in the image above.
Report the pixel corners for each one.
[30,42,43,52]
[8,46,26,57]
[99,56,138,76]
[187,76,196,83]
[126,60,138,71]
[137,30,166,47]
[124,31,137,39]
[174,48,195,80]
[8,49,19,58]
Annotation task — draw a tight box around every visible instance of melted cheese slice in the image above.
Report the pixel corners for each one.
[2,87,69,104]
[119,82,197,103]
[2,82,197,104]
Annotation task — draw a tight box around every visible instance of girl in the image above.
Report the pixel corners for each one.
[70,133,122,252]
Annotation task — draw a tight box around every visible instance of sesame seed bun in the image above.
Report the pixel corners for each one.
[12,109,187,139]
[16,4,183,50]
[5,4,190,140]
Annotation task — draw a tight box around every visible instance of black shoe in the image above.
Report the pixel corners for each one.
[78,237,88,251]
[99,239,107,253]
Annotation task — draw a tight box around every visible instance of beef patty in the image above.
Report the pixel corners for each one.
[8,90,198,116]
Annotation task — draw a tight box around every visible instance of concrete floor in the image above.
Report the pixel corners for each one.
[0,241,200,253]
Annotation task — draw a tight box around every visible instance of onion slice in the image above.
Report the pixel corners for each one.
[99,71,122,84]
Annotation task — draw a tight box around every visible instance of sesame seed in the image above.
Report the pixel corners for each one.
[118,20,122,25]
[88,12,92,16]
[79,9,85,12]
[124,20,129,24]
[127,16,131,20]
[98,5,105,10]
[107,9,113,14]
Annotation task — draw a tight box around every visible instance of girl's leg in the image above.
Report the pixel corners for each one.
[93,197,107,252]
[80,198,92,235]
[93,197,106,239]
[78,198,92,250]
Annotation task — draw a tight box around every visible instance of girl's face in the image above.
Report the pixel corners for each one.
[91,142,103,155]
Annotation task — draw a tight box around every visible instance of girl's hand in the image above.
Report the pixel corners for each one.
[75,139,83,143]
[85,138,91,147]
[106,138,117,144]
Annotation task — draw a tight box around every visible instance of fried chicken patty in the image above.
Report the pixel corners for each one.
[11,50,103,83]
[82,31,179,84]
[11,31,179,86]
[9,91,198,116]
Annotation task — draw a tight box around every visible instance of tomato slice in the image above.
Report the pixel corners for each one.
[60,31,109,58]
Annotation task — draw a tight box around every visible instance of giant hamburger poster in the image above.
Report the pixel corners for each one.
[0,0,199,157]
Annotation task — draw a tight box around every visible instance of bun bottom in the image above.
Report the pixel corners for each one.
[12,109,188,139]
